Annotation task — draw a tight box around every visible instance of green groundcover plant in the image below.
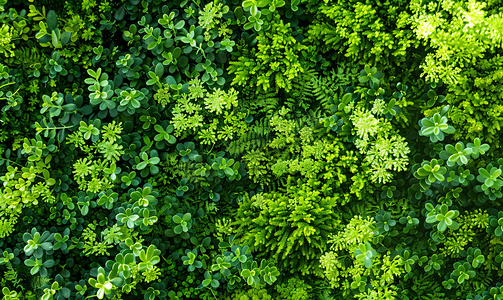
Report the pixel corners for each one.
[1,0,503,299]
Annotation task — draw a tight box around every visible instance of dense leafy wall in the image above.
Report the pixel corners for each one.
[1,0,503,299]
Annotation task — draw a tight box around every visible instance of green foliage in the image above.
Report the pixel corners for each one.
[350,107,410,183]
[425,203,460,232]
[410,0,503,85]
[234,183,339,274]
[153,124,176,145]
[451,262,477,284]
[225,288,272,300]
[2,287,19,300]
[168,78,245,143]
[182,249,203,272]
[415,158,448,185]
[202,235,279,292]
[467,138,491,159]
[409,1,503,153]
[70,123,126,192]
[274,276,312,299]
[198,1,230,34]
[319,115,344,133]
[446,55,503,153]
[354,242,377,268]
[488,211,503,237]
[1,0,503,299]
[319,215,408,297]
[307,0,420,66]
[375,210,397,233]
[88,266,123,299]
[439,142,473,166]
[134,150,161,176]
[419,106,456,142]
[475,162,503,201]
[477,165,503,190]
[0,157,56,230]
[85,68,116,110]
[338,65,413,184]
[228,15,308,92]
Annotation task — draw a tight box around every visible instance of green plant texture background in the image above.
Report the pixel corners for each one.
[1,0,503,299]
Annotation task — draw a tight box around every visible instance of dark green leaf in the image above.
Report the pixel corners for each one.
[114,6,125,20]
[47,10,58,30]
[155,63,164,78]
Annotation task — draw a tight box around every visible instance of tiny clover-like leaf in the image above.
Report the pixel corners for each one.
[489,212,503,237]
[117,88,144,112]
[465,248,485,268]
[424,88,446,107]
[75,283,88,295]
[423,254,443,273]
[1,250,14,263]
[381,98,399,118]
[121,171,137,187]
[446,166,474,186]
[419,110,455,142]
[79,121,100,140]
[2,287,18,299]
[442,278,456,289]
[130,186,155,207]
[182,249,203,272]
[176,178,194,197]
[259,260,279,285]
[375,210,396,232]
[496,218,503,236]
[350,274,367,292]
[88,267,118,299]
[97,193,117,210]
[354,242,376,268]
[477,166,502,189]
[400,250,418,273]
[425,203,459,232]
[173,214,183,224]
[183,212,192,222]
[320,115,344,133]
[467,137,490,159]
[211,255,232,277]
[359,65,382,89]
[452,262,476,284]
[116,208,139,229]
[134,151,161,176]
[42,281,60,300]
[138,245,161,271]
[154,124,177,144]
[176,142,200,162]
[171,212,192,235]
[202,271,220,289]
[241,267,259,286]
[124,238,142,256]
[415,159,447,184]
[440,142,472,166]
[139,115,157,130]
[139,208,158,226]
[399,211,420,233]
[381,185,398,199]
[53,233,69,250]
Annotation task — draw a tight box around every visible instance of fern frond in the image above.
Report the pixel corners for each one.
[226,117,272,157]
[253,91,281,115]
